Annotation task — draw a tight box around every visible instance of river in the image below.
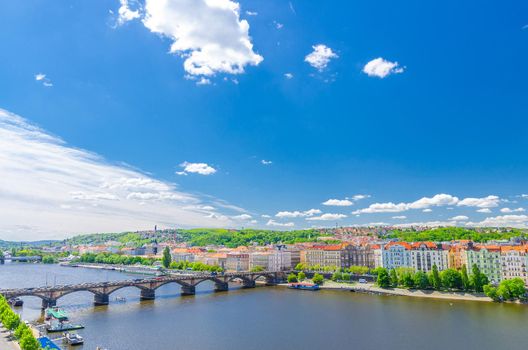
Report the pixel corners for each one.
[0,263,527,350]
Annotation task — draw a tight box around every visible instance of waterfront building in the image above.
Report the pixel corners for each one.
[249,252,272,270]
[371,245,383,268]
[466,245,501,283]
[171,248,195,263]
[226,253,249,272]
[301,245,343,268]
[381,242,412,270]
[268,250,292,271]
[195,253,227,270]
[341,244,375,269]
[410,242,448,272]
[285,246,301,269]
[448,244,469,270]
[500,245,528,285]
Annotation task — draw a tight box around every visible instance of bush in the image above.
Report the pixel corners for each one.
[376,268,391,288]
[312,273,324,285]
[287,273,298,283]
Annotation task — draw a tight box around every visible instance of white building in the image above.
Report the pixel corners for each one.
[381,242,412,269]
[500,246,528,285]
[410,242,448,272]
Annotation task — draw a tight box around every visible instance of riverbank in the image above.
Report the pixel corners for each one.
[0,325,20,350]
[279,280,494,302]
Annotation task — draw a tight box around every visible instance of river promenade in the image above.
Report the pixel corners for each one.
[0,325,20,350]
[280,280,494,302]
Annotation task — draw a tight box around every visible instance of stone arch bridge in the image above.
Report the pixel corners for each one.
[0,271,288,309]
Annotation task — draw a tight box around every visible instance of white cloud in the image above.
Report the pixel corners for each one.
[407,194,459,209]
[353,194,501,214]
[422,209,432,213]
[141,0,263,77]
[245,10,257,16]
[178,161,216,175]
[477,208,492,213]
[284,73,293,79]
[362,57,404,78]
[392,215,407,219]
[449,215,469,221]
[34,73,52,87]
[275,209,321,218]
[0,108,242,240]
[322,199,353,207]
[274,21,283,29]
[500,207,525,213]
[394,221,456,228]
[466,215,528,228]
[351,194,370,201]
[304,44,338,71]
[306,213,347,221]
[266,219,294,227]
[117,0,140,24]
[232,214,252,220]
[521,194,528,198]
[353,202,408,214]
[457,195,500,208]
[261,214,271,218]
[261,159,272,165]
[196,77,212,85]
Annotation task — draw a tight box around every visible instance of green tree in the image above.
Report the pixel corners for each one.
[461,265,470,291]
[161,246,171,268]
[376,268,391,288]
[331,271,343,281]
[430,264,442,290]
[400,271,415,288]
[440,269,462,290]
[312,273,324,285]
[297,271,306,281]
[483,284,499,301]
[341,272,351,282]
[413,271,430,289]
[250,265,264,272]
[287,273,298,283]
[295,263,307,271]
[470,264,488,292]
[389,269,398,287]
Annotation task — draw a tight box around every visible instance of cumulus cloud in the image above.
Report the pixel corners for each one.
[306,213,347,221]
[477,208,492,213]
[245,10,257,16]
[275,209,321,218]
[422,209,432,213]
[178,161,217,175]
[141,0,263,77]
[449,215,469,221]
[466,215,528,228]
[392,215,407,219]
[266,219,294,227]
[353,194,501,214]
[0,108,241,240]
[362,57,404,78]
[284,73,293,79]
[322,199,353,207]
[305,44,338,70]
[117,0,141,24]
[500,207,525,213]
[232,214,252,220]
[457,195,500,208]
[261,159,272,165]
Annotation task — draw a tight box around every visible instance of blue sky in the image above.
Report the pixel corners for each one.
[1,0,528,239]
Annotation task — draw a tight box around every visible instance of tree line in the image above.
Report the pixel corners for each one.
[0,296,41,350]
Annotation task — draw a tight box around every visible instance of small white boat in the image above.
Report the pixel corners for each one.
[63,332,84,345]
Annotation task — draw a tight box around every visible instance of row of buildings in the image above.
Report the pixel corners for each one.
[73,238,528,285]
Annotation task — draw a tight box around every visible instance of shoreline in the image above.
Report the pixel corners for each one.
[278,281,496,303]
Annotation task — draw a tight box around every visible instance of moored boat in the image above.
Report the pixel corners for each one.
[64,332,84,345]
[8,297,24,307]
[45,306,69,321]
[46,321,85,332]
[288,282,320,291]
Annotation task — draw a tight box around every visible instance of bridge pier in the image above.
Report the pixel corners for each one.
[242,280,256,288]
[214,282,229,292]
[140,289,156,300]
[41,298,57,309]
[94,293,110,305]
[181,285,196,295]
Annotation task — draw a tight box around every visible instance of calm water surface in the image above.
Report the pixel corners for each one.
[1,263,527,350]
